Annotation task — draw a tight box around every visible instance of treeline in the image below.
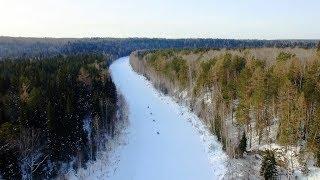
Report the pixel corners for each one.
[131,46,320,178]
[0,36,318,60]
[0,54,118,179]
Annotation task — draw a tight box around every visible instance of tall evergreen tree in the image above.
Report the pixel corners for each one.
[238,132,247,157]
[260,150,278,180]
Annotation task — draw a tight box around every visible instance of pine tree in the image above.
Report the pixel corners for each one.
[250,67,267,144]
[260,150,278,180]
[288,58,304,89]
[277,79,304,147]
[238,132,247,157]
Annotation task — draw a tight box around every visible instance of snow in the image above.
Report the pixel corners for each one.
[301,167,320,180]
[69,57,227,179]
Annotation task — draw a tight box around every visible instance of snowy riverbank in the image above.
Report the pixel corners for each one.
[69,56,227,179]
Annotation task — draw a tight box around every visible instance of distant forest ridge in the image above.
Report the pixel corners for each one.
[0,36,318,59]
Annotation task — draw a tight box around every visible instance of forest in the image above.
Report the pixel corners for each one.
[0,36,318,59]
[1,36,320,179]
[130,44,320,179]
[0,53,118,179]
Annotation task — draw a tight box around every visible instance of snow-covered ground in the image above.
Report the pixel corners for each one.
[69,57,227,179]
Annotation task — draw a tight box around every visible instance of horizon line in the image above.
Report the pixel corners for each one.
[0,35,319,41]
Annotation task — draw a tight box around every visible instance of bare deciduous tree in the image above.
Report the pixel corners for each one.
[17,128,48,179]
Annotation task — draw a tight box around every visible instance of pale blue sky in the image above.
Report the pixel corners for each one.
[0,0,319,39]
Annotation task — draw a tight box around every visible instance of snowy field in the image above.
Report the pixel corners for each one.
[69,56,227,179]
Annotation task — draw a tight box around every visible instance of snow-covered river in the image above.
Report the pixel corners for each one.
[70,56,227,179]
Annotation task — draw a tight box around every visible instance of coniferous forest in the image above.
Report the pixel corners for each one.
[1,37,320,179]
[130,46,320,178]
[1,0,320,179]
[0,54,118,179]
[0,37,317,60]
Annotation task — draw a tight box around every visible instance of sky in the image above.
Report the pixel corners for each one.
[0,0,319,39]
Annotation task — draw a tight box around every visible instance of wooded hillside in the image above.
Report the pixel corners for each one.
[0,54,120,179]
[130,46,320,178]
